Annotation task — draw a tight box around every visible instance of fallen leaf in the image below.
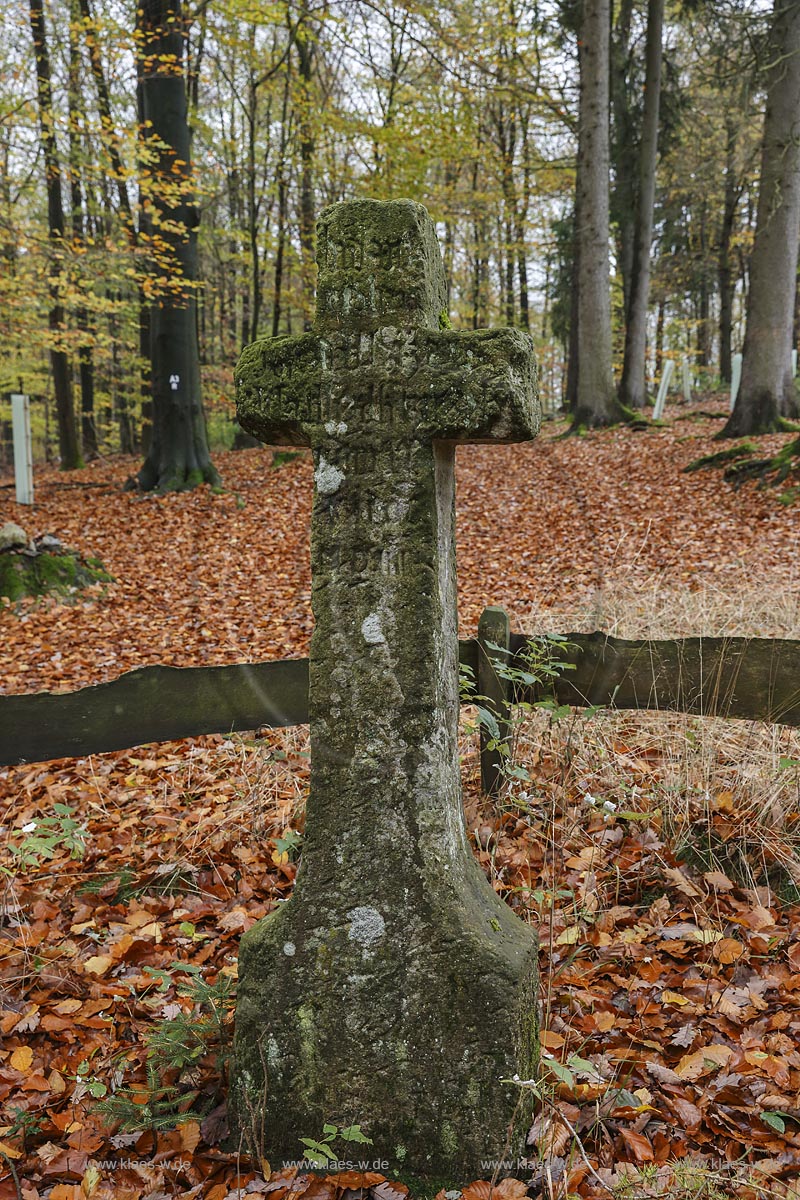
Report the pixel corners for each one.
[675,1044,733,1080]
[495,1181,529,1200]
[618,1129,654,1163]
[178,1119,200,1154]
[54,999,83,1015]
[703,869,734,891]
[556,925,580,945]
[83,955,114,976]
[10,1046,33,1071]
[715,937,746,964]
[49,1069,66,1094]
[462,1184,493,1200]
[742,906,775,931]
[371,1182,409,1200]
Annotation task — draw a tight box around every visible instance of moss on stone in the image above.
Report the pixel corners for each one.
[0,550,113,603]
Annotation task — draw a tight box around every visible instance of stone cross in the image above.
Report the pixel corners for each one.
[233,199,540,1181]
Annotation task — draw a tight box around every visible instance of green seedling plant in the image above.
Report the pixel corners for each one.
[3,1107,46,1151]
[298,1122,373,1167]
[461,634,583,800]
[98,965,235,1141]
[70,1058,109,1100]
[275,827,303,861]
[6,805,88,872]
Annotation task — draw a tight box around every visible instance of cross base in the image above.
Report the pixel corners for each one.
[233,881,538,1180]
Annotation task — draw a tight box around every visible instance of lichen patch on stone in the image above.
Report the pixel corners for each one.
[347,906,386,945]
[315,456,345,495]
[361,612,385,644]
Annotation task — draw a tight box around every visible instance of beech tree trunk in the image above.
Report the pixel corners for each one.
[68,0,98,459]
[722,0,800,437]
[618,0,664,410]
[717,117,739,384]
[572,0,621,428]
[296,2,316,332]
[273,65,292,338]
[136,0,219,491]
[610,0,636,315]
[29,0,82,469]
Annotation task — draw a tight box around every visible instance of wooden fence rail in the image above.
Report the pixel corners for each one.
[2,611,799,791]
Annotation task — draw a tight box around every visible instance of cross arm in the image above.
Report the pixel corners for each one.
[235,333,323,446]
[413,328,539,443]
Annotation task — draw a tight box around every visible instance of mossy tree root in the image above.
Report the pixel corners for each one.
[684,442,760,473]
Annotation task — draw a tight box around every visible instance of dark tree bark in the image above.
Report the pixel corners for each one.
[618,0,664,410]
[68,0,98,459]
[610,0,636,314]
[572,0,622,428]
[80,0,150,452]
[296,1,316,331]
[272,66,292,338]
[564,189,580,411]
[722,0,800,437]
[717,116,739,384]
[136,0,219,491]
[655,295,665,380]
[29,0,83,469]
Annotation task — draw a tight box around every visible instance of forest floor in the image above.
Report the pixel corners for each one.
[2,397,800,1200]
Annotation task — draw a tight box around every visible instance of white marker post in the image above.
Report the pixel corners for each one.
[11,394,33,506]
[653,358,675,420]
[681,358,692,403]
[730,353,743,411]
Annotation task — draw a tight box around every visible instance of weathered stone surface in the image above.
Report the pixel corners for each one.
[0,522,29,552]
[232,199,540,1183]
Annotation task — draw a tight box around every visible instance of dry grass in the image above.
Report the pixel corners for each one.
[520,564,800,641]
[499,572,800,899]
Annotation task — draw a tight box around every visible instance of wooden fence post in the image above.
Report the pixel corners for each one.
[477,605,512,797]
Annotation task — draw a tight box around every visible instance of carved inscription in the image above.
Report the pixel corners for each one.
[321,232,408,274]
[327,543,412,578]
[316,381,417,429]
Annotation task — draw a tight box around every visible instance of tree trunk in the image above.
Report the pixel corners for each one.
[722,0,800,437]
[572,0,621,428]
[618,0,663,410]
[610,0,636,314]
[69,0,98,459]
[565,192,580,411]
[717,118,739,384]
[29,0,82,470]
[79,0,149,452]
[296,3,316,332]
[136,0,219,491]
[273,67,292,338]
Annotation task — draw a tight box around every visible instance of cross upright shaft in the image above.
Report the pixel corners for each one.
[234,199,540,1181]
